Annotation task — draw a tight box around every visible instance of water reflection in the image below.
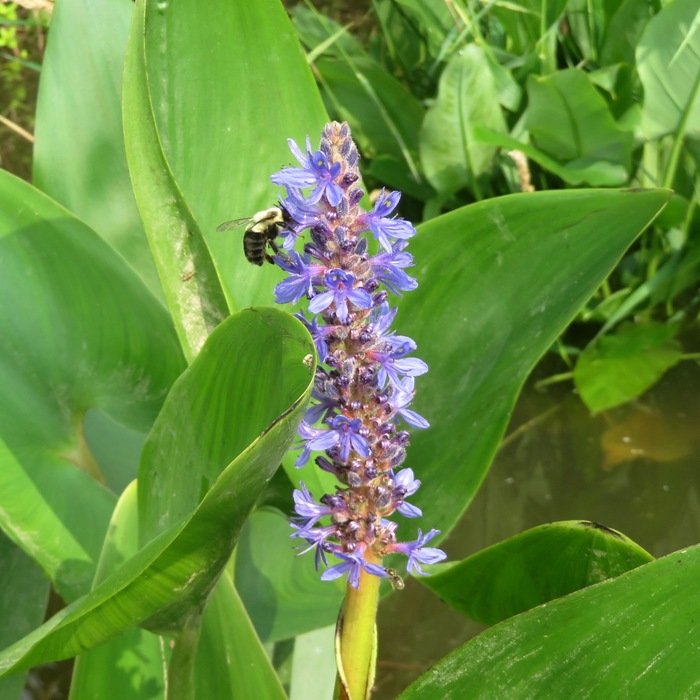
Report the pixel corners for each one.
[375,360,700,699]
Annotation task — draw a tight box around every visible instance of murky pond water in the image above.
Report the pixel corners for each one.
[374,359,700,699]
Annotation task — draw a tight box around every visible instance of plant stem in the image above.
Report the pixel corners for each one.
[338,567,382,700]
[166,614,202,700]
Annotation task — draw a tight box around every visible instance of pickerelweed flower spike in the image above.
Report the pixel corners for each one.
[270,122,446,590]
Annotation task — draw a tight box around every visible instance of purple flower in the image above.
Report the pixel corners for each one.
[365,303,398,340]
[360,189,416,252]
[295,422,341,467]
[291,483,334,528]
[304,388,338,424]
[321,546,388,589]
[295,416,370,466]
[273,251,323,304]
[269,123,444,585]
[393,468,422,518]
[371,337,429,390]
[291,522,338,570]
[390,378,429,429]
[390,529,446,575]
[281,188,324,229]
[308,269,373,324]
[294,311,334,362]
[369,240,418,295]
[271,138,343,206]
[328,415,371,462]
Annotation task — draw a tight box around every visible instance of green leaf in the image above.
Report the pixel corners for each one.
[525,70,634,185]
[138,309,315,546]
[32,0,160,296]
[398,544,700,699]
[68,482,166,700]
[420,44,506,197]
[0,309,314,677]
[235,509,344,643]
[123,0,229,363]
[420,521,653,626]
[599,0,657,67]
[637,0,700,140]
[474,127,628,186]
[289,625,337,700]
[0,170,184,600]
[138,0,327,312]
[194,573,286,700]
[0,533,50,700]
[574,322,683,412]
[396,189,669,539]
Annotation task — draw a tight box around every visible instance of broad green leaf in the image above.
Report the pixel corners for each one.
[289,625,337,700]
[139,0,327,311]
[0,309,314,677]
[420,44,506,197]
[194,573,286,700]
[574,322,683,412]
[397,189,669,539]
[525,70,634,185]
[485,58,522,113]
[420,521,653,626]
[637,0,700,140]
[588,63,636,121]
[399,544,700,699]
[138,309,315,546]
[0,532,50,700]
[83,409,148,497]
[69,482,166,700]
[235,508,344,643]
[32,0,159,296]
[599,0,658,67]
[474,127,628,186]
[123,0,229,363]
[0,170,184,600]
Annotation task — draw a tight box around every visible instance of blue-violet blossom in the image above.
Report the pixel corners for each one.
[270,122,446,589]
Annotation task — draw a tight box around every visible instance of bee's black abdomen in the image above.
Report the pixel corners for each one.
[243,232,267,266]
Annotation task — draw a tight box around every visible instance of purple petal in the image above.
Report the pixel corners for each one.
[335,298,349,323]
[349,432,371,458]
[347,288,373,309]
[398,408,430,429]
[308,290,335,314]
[325,182,343,207]
[397,502,423,518]
[394,357,429,376]
[378,218,416,240]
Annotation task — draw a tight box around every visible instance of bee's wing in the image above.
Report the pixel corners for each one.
[215,217,250,232]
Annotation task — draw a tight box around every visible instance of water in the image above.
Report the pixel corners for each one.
[374,359,700,698]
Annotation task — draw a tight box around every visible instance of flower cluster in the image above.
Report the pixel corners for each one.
[270,122,446,589]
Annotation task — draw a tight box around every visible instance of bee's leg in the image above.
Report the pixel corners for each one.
[265,239,282,265]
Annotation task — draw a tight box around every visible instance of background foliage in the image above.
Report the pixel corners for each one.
[0,0,697,698]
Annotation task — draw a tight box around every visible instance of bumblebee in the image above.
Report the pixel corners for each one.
[216,206,292,266]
